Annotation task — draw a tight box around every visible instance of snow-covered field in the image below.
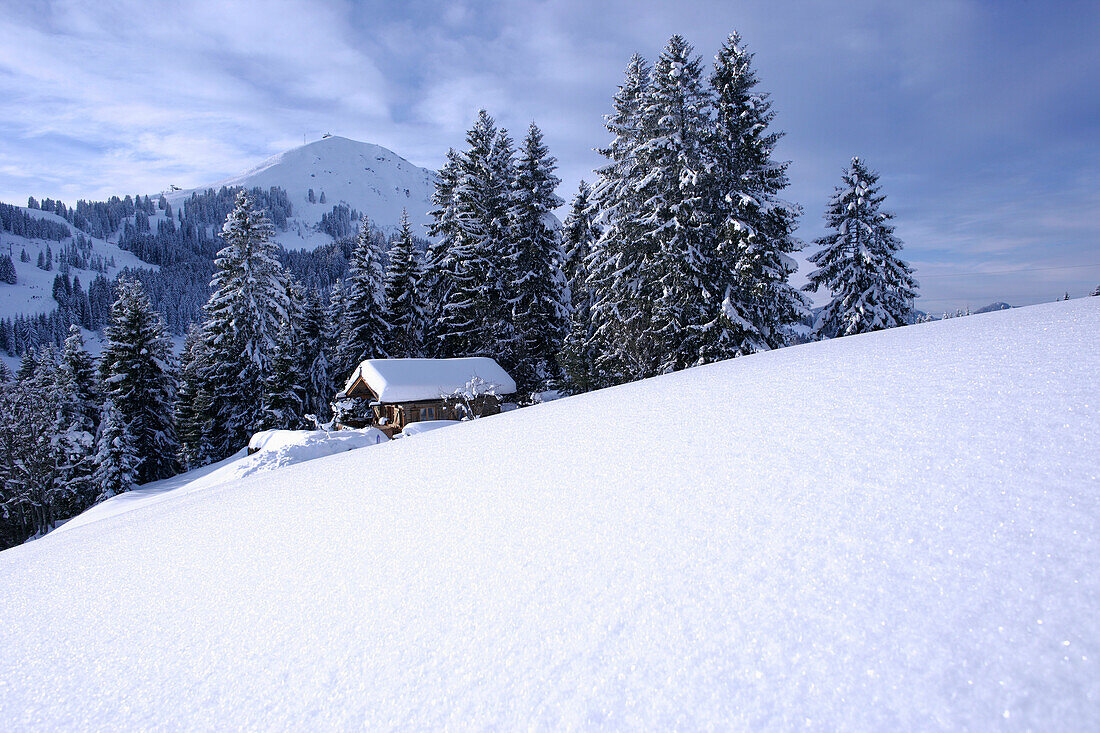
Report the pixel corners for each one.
[1,298,1098,729]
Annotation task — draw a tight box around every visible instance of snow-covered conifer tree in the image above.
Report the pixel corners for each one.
[335,217,389,379]
[92,398,139,501]
[509,122,567,393]
[55,326,99,507]
[261,320,305,430]
[632,35,714,374]
[99,277,179,484]
[436,111,516,362]
[299,289,333,420]
[199,191,293,456]
[803,157,919,338]
[559,181,602,394]
[707,32,807,357]
[423,149,462,357]
[384,209,426,358]
[587,54,653,385]
[0,351,69,539]
[176,325,217,469]
[0,254,16,285]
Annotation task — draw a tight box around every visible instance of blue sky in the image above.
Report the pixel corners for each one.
[0,0,1097,309]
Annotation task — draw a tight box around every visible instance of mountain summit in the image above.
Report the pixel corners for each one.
[167,136,438,250]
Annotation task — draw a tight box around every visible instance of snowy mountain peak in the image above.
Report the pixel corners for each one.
[167,136,439,250]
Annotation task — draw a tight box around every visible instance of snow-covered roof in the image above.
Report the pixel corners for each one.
[344,357,517,402]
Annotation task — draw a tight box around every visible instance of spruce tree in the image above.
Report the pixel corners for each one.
[299,289,333,421]
[93,398,140,501]
[587,53,656,384]
[384,209,426,358]
[55,326,99,508]
[99,277,179,484]
[424,148,462,357]
[261,320,305,430]
[176,325,217,469]
[804,157,919,338]
[199,191,293,456]
[559,181,602,394]
[509,122,568,393]
[0,254,16,284]
[325,281,347,387]
[434,111,517,362]
[0,351,67,539]
[707,32,807,357]
[612,35,715,376]
[335,217,389,379]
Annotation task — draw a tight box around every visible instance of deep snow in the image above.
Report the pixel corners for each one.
[54,428,388,536]
[1,298,1098,729]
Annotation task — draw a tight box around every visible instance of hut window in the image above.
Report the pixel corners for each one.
[419,407,435,420]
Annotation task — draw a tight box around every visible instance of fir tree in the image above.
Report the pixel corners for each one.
[99,277,180,484]
[176,325,217,470]
[559,181,602,394]
[0,352,68,540]
[424,148,462,357]
[1091,284,1100,296]
[509,122,567,393]
[384,209,426,357]
[93,398,140,501]
[299,289,333,421]
[804,157,919,338]
[261,320,305,430]
[0,254,16,284]
[435,111,517,363]
[587,53,656,384]
[638,35,725,373]
[707,32,807,357]
[433,111,514,363]
[55,326,99,508]
[325,281,347,386]
[335,217,389,379]
[199,191,293,457]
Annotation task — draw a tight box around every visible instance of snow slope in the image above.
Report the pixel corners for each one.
[0,207,155,371]
[0,208,150,317]
[165,136,438,250]
[53,427,388,536]
[1,298,1098,729]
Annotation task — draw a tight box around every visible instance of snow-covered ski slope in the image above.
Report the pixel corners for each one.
[2,298,1098,729]
[165,136,438,250]
[0,207,150,318]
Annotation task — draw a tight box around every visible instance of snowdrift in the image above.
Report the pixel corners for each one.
[1,298,1098,729]
[55,428,387,536]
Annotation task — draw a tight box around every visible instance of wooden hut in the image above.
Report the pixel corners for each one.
[335,357,517,436]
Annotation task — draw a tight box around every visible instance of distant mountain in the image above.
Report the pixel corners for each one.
[974,302,1012,314]
[164,136,438,251]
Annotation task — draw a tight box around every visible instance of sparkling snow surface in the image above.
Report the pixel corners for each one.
[2,299,1099,729]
